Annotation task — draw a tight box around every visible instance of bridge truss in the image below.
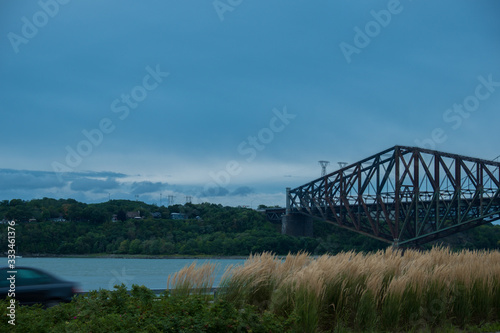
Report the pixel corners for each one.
[286,146,500,246]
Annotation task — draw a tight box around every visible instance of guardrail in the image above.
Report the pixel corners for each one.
[76,287,220,296]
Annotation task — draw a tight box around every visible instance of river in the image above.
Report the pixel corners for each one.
[12,257,247,292]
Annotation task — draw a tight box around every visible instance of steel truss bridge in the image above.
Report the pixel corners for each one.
[285,146,500,247]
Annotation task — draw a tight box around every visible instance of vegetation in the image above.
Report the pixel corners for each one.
[0,284,293,332]
[217,248,500,332]
[0,197,499,256]
[2,248,500,332]
[0,199,320,256]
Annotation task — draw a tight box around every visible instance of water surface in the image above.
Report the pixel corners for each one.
[13,257,246,292]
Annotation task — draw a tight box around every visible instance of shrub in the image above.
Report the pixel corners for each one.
[0,285,292,332]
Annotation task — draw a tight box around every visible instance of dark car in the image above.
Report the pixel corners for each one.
[0,266,80,307]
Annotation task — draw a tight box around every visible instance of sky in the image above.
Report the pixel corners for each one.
[1,0,500,207]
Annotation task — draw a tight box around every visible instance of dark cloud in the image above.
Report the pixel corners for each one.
[58,171,128,182]
[0,169,65,190]
[131,181,166,195]
[70,177,120,193]
[73,171,127,179]
[231,186,254,196]
[200,186,254,197]
[201,186,229,197]
[0,169,128,196]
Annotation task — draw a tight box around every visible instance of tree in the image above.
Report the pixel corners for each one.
[129,239,142,254]
[118,240,130,254]
[82,207,109,224]
[117,210,127,222]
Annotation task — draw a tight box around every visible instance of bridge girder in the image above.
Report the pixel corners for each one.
[286,146,500,246]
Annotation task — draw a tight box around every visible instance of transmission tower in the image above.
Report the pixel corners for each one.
[167,195,175,206]
[185,196,192,204]
[338,162,348,169]
[318,160,330,177]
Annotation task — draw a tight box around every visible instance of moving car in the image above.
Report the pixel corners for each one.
[0,266,80,307]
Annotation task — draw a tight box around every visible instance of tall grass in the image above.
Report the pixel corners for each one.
[170,247,500,332]
[167,261,217,298]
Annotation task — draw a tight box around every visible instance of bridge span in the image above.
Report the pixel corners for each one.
[281,146,500,247]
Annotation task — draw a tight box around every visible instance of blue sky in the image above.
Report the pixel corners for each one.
[1,0,500,207]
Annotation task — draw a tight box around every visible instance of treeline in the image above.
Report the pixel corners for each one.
[0,198,323,256]
[3,218,318,256]
[0,198,170,223]
[0,198,499,256]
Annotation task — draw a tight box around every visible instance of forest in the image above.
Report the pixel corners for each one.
[0,198,499,256]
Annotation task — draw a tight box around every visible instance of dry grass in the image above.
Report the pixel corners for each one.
[167,261,217,297]
[169,247,500,332]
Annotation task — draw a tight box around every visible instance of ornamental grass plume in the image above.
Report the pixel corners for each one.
[174,247,500,332]
[167,261,217,298]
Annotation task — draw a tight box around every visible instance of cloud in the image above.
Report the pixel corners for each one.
[70,177,120,193]
[0,168,285,207]
[131,181,166,195]
[75,171,128,179]
[201,186,230,197]
[0,169,64,190]
[61,171,128,181]
[231,186,254,196]
[0,169,128,192]
[199,186,254,197]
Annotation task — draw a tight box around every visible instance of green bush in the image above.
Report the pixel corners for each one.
[0,284,293,332]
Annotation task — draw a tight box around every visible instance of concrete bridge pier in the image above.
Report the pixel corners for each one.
[281,214,313,237]
[282,187,313,237]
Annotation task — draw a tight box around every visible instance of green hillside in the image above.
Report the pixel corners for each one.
[0,198,499,256]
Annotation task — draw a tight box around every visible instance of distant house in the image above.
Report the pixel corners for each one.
[152,212,162,219]
[126,211,141,219]
[28,218,37,223]
[112,214,119,222]
[170,213,187,220]
[50,217,67,222]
